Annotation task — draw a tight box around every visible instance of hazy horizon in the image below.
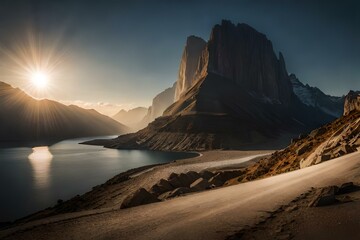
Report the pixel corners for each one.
[0,0,359,116]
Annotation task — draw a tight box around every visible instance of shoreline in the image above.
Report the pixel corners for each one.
[4,151,201,224]
[1,150,271,231]
[2,151,360,240]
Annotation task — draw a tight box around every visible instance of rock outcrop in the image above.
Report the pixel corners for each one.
[120,188,160,209]
[236,91,360,182]
[174,36,206,101]
[0,81,129,144]
[206,21,293,105]
[290,74,345,118]
[98,20,337,151]
[344,90,360,115]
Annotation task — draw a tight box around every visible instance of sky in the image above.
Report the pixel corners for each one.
[0,0,359,116]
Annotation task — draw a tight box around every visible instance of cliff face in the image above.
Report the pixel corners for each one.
[290,74,345,118]
[165,21,296,117]
[174,36,206,101]
[205,21,293,105]
[102,21,337,151]
[0,81,129,144]
[344,91,360,115]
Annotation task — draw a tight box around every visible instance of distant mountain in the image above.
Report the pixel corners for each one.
[0,81,129,144]
[112,107,147,131]
[95,20,335,151]
[290,74,344,117]
[139,83,176,129]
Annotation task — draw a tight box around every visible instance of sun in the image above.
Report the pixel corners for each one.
[30,71,48,90]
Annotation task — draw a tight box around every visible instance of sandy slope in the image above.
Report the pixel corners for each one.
[232,183,360,239]
[2,151,360,240]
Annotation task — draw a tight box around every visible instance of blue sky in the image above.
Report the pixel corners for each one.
[0,0,359,115]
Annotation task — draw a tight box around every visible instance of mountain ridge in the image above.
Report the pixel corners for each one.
[290,74,345,117]
[0,81,130,144]
[112,107,147,131]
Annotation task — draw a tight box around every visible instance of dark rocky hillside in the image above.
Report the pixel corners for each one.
[0,81,129,144]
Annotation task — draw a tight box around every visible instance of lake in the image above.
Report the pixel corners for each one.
[0,137,197,222]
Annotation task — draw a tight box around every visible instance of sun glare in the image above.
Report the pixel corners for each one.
[30,71,48,90]
[1,30,66,97]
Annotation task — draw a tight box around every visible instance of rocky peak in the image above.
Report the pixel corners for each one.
[174,35,206,101]
[290,74,344,118]
[103,21,338,151]
[202,20,293,104]
[344,90,360,115]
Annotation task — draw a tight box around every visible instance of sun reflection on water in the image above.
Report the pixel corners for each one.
[28,146,53,189]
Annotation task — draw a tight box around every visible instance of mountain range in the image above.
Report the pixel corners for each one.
[290,74,344,117]
[0,81,129,145]
[96,20,344,151]
[112,107,148,131]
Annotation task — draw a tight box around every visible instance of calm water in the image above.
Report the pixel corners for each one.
[0,137,197,222]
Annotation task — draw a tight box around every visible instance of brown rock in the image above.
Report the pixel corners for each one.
[337,182,357,195]
[186,171,202,183]
[199,170,214,180]
[208,176,224,188]
[159,187,192,199]
[309,127,327,138]
[168,172,179,180]
[296,143,312,156]
[308,186,338,207]
[190,178,211,191]
[175,36,207,100]
[150,179,174,195]
[211,170,244,183]
[344,90,360,115]
[207,20,293,104]
[120,188,160,209]
[284,204,298,212]
[320,154,331,161]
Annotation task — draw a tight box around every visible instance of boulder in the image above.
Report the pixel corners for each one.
[167,173,197,188]
[168,176,183,188]
[337,182,358,195]
[320,154,331,161]
[168,172,179,180]
[208,175,225,187]
[210,170,244,183]
[308,186,338,207]
[150,179,174,195]
[121,188,160,209]
[186,171,202,183]
[199,170,214,180]
[190,178,211,191]
[159,187,192,199]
